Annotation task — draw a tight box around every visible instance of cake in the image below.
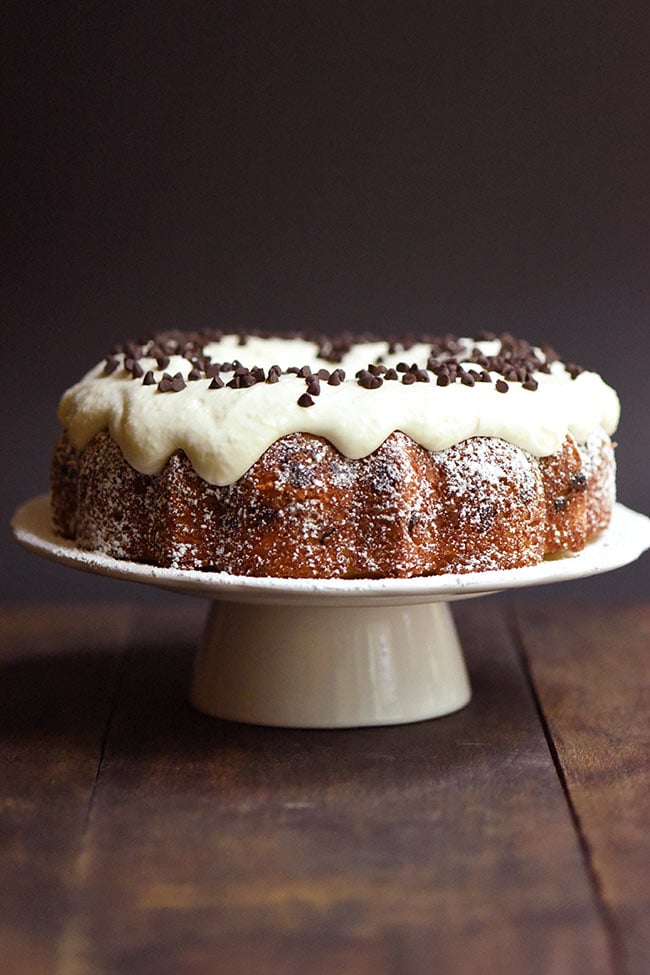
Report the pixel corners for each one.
[51,330,619,578]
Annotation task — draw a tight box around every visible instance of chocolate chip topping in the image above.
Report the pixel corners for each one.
[297,393,314,407]
[103,356,119,376]
[100,330,585,396]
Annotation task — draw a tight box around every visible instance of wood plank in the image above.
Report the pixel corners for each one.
[516,602,650,975]
[0,605,134,975]
[60,600,611,975]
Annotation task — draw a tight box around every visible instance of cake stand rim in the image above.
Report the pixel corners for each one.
[12,495,650,607]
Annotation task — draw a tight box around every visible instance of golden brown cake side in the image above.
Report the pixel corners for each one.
[50,429,616,578]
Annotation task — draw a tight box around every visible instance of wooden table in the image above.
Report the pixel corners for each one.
[1,598,648,975]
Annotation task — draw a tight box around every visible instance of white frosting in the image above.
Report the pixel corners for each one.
[58,335,620,485]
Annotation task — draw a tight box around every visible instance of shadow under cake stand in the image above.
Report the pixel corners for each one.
[13,496,650,728]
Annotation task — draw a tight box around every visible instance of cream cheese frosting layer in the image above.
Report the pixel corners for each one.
[58,335,621,485]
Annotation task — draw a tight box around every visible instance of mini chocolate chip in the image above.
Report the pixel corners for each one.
[286,366,300,374]
[209,375,224,389]
[103,356,119,375]
[396,362,409,372]
[480,371,492,382]
[156,356,170,370]
[357,370,383,389]
[206,363,222,378]
[436,373,450,387]
[496,379,509,393]
[522,378,538,391]
[461,373,475,387]
[414,369,430,383]
[316,368,330,380]
[385,368,398,380]
[142,370,156,385]
[307,379,321,395]
[171,372,186,391]
[402,372,416,385]
[188,368,202,381]
[298,365,312,378]
[554,496,568,511]
[298,392,314,407]
[566,363,584,379]
[569,471,588,491]
[266,371,280,384]
[328,368,346,385]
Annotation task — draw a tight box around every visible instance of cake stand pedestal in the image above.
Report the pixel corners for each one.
[12,496,650,728]
[191,599,469,726]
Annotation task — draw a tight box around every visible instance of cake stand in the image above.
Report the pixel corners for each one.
[12,496,650,728]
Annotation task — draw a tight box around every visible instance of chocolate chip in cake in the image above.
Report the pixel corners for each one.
[569,471,588,492]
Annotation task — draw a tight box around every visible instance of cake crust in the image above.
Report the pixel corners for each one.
[51,428,615,578]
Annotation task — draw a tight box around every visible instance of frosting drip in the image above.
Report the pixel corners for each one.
[58,335,620,485]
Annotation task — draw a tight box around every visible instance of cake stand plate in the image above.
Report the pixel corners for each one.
[12,496,650,728]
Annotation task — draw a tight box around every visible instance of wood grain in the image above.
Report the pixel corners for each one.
[0,605,132,975]
[50,600,609,975]
[516,602,650,975]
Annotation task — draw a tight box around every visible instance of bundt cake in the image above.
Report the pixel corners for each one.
[51,330,619,578]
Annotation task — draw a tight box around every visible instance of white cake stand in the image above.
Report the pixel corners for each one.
[12,496,650,728]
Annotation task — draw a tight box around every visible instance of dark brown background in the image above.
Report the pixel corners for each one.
[3,1,649,603]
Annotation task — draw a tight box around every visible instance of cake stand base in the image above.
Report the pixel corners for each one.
[189,600,471,727]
